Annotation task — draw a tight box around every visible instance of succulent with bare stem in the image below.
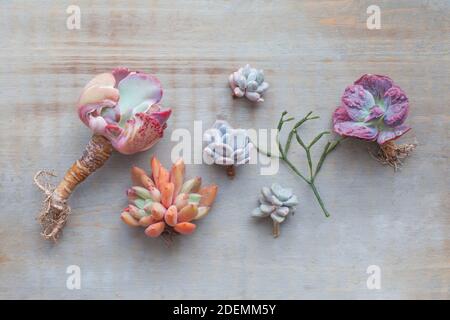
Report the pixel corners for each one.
[252,184,298,238]
[34,68,172,241]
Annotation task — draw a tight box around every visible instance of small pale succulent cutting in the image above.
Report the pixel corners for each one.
[121,157,218,242]
[228,64,269,102]
[203,120,253,177]
[252,184,298,238]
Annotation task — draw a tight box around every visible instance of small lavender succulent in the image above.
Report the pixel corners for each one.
[203,120,253,177]
[228,64,269,102]
[252,184,298,238]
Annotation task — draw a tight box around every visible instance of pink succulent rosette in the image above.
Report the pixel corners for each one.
[77,67,171,154]
[332,74,415,168]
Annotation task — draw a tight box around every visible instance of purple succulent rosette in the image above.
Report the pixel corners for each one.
[332,74,411,145]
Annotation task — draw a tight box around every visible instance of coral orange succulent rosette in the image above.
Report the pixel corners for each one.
[121,157,218,241]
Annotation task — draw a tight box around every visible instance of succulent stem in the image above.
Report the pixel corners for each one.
[34,134,113,241]
[272,220,280,238]
[309,182,330,218]
[226,165,235,178]
[256,111,341,218]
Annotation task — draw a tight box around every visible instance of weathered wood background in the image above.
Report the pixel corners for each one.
[0,0,448,299]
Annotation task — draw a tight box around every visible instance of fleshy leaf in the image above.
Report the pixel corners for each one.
[341,85,375,122]
[377,125,411,144]
[354,74,394,102]
[110,109,171,155]
[332,106,351,124]
[117,72,163,126]
[383,85,409,127]
[334,121,378,141]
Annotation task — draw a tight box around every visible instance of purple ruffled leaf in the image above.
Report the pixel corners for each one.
[383,85,409,127]
[354,74,394,101]
[334,121,378,141]
[377,125,411,144]
[333,107,378,141]
[365,106,384,122]
[332,106,351,124]
[341,85,375,122]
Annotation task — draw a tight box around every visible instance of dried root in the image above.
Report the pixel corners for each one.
[372,140,416,171]
[33,135,113,242]
[33,171,71,241]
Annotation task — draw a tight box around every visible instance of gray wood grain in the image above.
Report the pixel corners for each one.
[0,0,449,299]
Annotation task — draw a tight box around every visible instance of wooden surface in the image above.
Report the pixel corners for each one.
[0,0,449,299]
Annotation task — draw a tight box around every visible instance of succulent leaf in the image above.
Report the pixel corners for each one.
[178,204,198,223]
[180,177,202,194]
[145,222,166,238]
[161,182,174,208]
[174,222,196,235]
[150,202,166,221]
[283,195,299,207]
[157,166,170,190]
[132,186,152,200]
[270,183,292,201]
[175,193,189,211]
[121,212,140,227]
[170,158,185,201]
[151,156,162,182]
[188,193,202,205]
[133,198,146,209]
[252,207,270,218]
[164,205,178,227]
[194,206,210,220]
[270,213,285,224]
[198,185,218,207]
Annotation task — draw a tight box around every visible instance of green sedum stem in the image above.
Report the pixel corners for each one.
[256,111,342,218]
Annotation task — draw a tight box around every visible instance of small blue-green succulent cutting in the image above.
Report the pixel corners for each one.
[252,183,298,238]
[228,64,269,102]
[203,120,253,177]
